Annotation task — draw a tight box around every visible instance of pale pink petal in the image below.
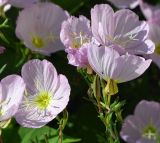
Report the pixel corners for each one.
[0,75,25,121]
[50,75,70,115]
[88,44,119,79]
[91,4,114,45]
[88,44,152,82]
[21,59,59,95]
[113,54,152,83]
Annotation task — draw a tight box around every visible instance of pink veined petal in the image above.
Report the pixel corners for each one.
[15,108,57,128]
[88,44,119,79]
[21,59,59,95]
[114,10,149,41]
[91,4,114,45]
[113,54,152,83]
[50,74,70,115]
[88,44,151,82]
[0,75,25,121]
[126,39,155,55]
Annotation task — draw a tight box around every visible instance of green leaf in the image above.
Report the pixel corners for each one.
[19,126,58,143]
[63,136,81,143]
[0,64,7,74]
[18,126,81,143]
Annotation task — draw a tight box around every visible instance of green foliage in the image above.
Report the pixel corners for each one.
[19,126,81,143]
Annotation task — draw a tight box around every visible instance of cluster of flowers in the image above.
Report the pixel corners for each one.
[0,1,70,128]
[61,3,153,87]
[60,1,160,142]
[0,0,160,142]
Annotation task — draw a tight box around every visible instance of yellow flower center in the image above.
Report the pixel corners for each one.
[142,124,157,140]
[72,32,89,49]
[32,36,44,48]
[35,91,51,110]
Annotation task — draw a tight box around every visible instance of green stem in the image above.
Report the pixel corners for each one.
[58,110,68,143]
[58,121,63,143]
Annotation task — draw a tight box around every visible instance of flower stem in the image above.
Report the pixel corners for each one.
[58,109,68,143]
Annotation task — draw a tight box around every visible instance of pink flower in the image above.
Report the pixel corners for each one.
[120,100,160,143]
[0,75,25,121]
[88,44,151,83]
[15,59,70,128]
[91,4,155,55]
[16,2,67,56]
[60,15,92,67]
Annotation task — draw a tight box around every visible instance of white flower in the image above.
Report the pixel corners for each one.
[15,59,71,128]
[16,2,67,55]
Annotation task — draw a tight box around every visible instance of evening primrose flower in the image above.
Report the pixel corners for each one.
[15,59,70,128]
[0,75,25,121]
[91,4,155,55]
[60,16,92,67]
[120,100,160,143]
[88,44,151,85]
[16,2,67,56]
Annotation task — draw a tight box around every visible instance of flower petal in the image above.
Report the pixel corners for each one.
[88,44,152,82]
[21,59,59,95]
[0,75,25,121]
